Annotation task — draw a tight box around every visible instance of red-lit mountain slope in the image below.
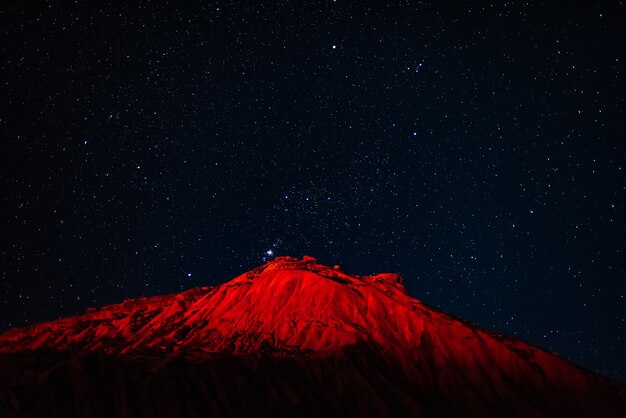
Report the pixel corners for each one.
[0,256,624,418]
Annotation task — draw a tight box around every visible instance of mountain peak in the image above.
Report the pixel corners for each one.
[258,255,323,271]
[0,257,624,417]
[240,255,406,291]
[254,255,337,274]
[0,255,412,357]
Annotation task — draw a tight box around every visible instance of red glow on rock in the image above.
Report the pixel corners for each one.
[0,256,624,417]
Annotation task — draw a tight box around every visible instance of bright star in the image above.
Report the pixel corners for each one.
[266,249,273,256]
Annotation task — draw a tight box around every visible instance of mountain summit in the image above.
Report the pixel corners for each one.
[0,256,624,417]
[0,255,412,357]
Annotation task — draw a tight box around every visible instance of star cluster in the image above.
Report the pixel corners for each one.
[1,2,624,380]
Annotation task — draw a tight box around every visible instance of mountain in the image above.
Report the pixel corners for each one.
[0,255,624,417]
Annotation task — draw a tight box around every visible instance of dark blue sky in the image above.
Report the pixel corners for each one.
[1,1,624,380]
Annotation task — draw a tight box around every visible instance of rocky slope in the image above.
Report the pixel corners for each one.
[0,256,624,417]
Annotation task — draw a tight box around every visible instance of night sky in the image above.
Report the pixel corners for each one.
[2,1,625,380]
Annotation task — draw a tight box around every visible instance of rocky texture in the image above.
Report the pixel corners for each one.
[0,256,624,417]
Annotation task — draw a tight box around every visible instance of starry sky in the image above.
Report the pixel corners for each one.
[1,1,625,380]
